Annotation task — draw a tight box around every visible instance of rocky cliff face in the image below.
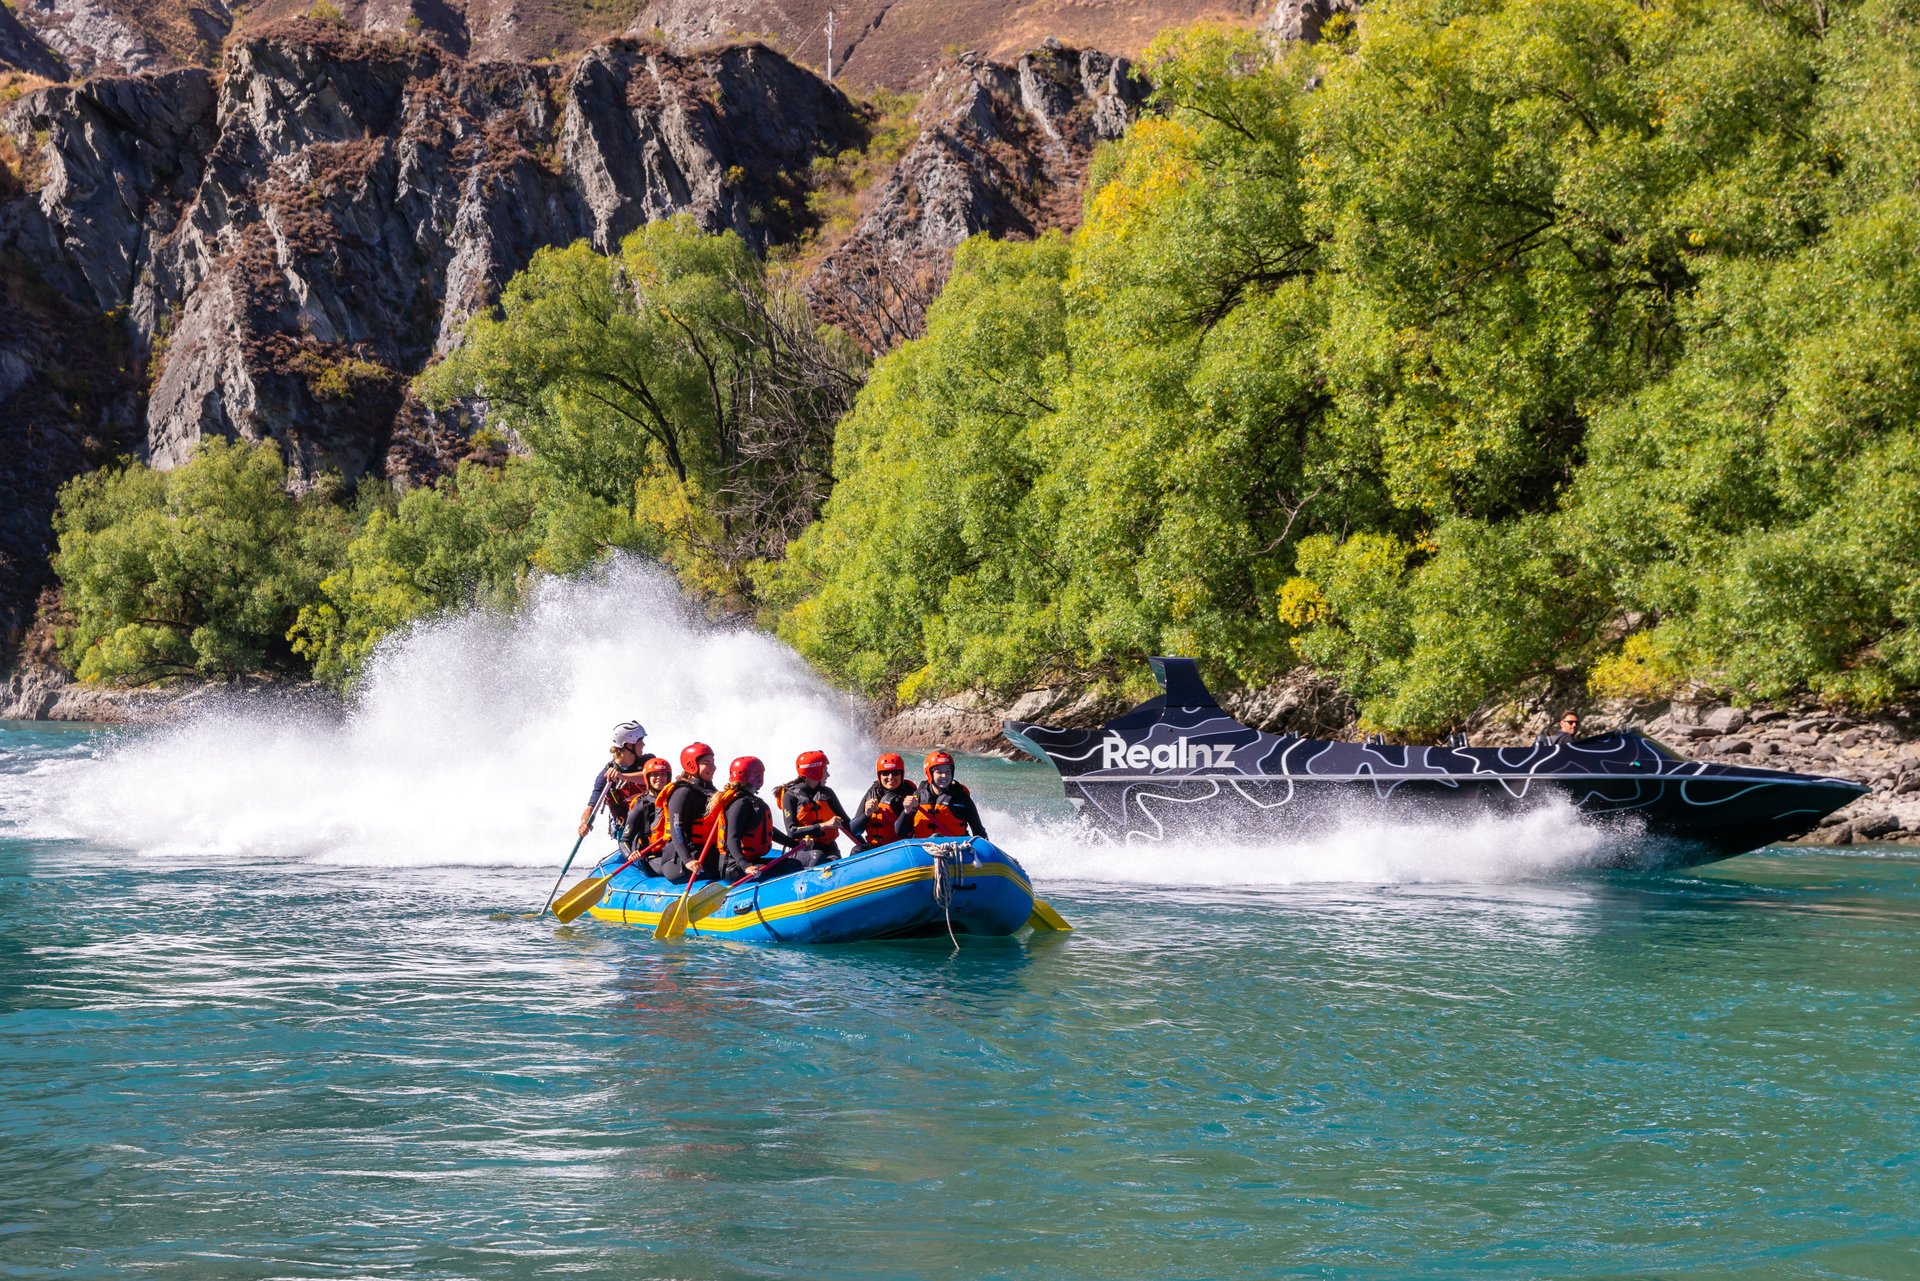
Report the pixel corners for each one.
[0,21,1138,658]
[0,0,1261,90]
[809,39,1146,350]
[1,21,861,487]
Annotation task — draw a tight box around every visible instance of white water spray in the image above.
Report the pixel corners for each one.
[10,556,1613,882]
[17,560,870,866]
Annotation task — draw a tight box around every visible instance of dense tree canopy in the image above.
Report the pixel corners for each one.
[775,0,1920,730]
[52,440,350,683]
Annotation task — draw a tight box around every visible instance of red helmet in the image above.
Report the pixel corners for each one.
[796,750,829,783]
[680,742,715,773]
[876,752,905,775]
[924,749,954,782]
[643,755,671,780]
[729,755,765,789]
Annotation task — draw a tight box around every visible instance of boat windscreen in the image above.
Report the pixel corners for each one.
[1637,733,1686,761]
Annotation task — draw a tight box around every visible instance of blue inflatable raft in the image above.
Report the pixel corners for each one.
[582,836,1037,943]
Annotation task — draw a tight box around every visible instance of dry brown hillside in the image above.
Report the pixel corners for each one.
[0,0,1264,88]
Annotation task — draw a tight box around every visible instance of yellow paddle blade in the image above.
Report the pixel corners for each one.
[653,891,690,939]
[681,882,731,928]
[550,872,615,924]
[1026,899,1073,932]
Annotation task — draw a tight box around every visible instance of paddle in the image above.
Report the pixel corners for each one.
[654,818,723,940]
[681,851,788,929]
[550,837,664,924]
[1026,899,1073,932]
[535,788,607,917]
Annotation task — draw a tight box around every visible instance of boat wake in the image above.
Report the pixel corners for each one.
[5,556,1619,883]
[996,801,1617,887]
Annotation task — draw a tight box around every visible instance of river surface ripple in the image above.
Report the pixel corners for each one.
[3,723,1917,1279]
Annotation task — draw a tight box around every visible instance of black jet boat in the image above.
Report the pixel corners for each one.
[1002,658,1867,866]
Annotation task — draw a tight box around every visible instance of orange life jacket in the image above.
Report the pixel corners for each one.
[861,783,914,845]
[650,777,718,851]
[777,780,840,849]
[715,792,774,861]
[909,782,973,838]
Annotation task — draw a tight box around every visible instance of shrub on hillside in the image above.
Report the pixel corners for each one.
[51,440,350,684]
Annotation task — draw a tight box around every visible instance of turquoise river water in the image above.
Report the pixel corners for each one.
[4,718,1919,1279]
[2,568,1918,1279]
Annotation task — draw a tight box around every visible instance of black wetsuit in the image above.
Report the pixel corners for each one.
[719,792,795,881]
[656,776,718,883]
[778,778,854,868]
[912,780,989,838]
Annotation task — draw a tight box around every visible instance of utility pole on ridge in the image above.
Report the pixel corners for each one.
[826,8,836,81]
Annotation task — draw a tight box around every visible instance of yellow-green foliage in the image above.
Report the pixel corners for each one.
[289,457,653,690]
[1590,632,1688,704]
[801,90,920,245]
[52,439,351,684]
[773,0,1920,727]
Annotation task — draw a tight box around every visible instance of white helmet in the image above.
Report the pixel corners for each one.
[612,720,648,748]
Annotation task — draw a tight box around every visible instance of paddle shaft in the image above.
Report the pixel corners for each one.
[658,813,724,938]
[549,834,670,923]
[541,787,608,915]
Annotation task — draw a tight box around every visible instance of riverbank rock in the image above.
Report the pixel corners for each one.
[0,658,327,723]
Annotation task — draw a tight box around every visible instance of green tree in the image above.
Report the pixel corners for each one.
[289,458,651,689]
[776,0,1920,727]
[52,439,349,684]
[419,215,865,596]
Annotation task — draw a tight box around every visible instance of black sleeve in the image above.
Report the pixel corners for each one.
[958,787,988,838]
[724,796,750,863]
[585,767,610,811]
[667,786,702,855]
[847,784,878,840]
[619,800,648,852]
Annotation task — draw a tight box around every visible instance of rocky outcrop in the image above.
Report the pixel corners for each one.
[809,39,1147,349]
[561,39,861,252]
[0,262,139,663]
[0,22,859,486]
[1262,0,1363,43]
[0,0,233,79]
[0,22,1138,640]
[0,655,328,721]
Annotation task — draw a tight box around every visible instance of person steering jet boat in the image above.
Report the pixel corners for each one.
[849,752,918,848]
[712,756,802,880]
[650,742,719,883]
[777,750,855,866]
[617,755,674,867]
[578,721,656,838]
[904,749,989,839]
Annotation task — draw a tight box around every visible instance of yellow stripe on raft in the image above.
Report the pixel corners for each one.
[584,860,1033,934]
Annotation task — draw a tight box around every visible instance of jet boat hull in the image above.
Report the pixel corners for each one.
[1005,659,1867,867]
